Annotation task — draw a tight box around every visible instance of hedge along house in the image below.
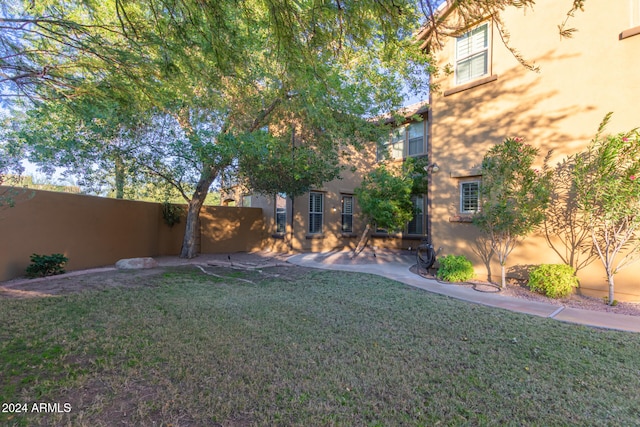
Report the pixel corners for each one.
[229,102,431,254]
[417,0,640,301]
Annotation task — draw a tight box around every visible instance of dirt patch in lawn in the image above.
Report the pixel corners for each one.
[0,268,168,298]
[0,263,309,299]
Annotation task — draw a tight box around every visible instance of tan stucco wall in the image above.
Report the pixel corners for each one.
[282,142,394,253]
[0,188,266,281]
[429,0,640,301]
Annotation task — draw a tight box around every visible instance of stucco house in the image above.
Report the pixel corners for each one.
[238,102,431,254]
[416,0,640,301]
[233,0,640,301]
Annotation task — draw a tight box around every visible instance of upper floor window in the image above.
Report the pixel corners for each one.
[407,121,426,156]
[308,192,324,234]
[376,126,405,161]
[460,181,480,214]
[390,126,405,159]
[455,23,489,85]
[377,120,428,161]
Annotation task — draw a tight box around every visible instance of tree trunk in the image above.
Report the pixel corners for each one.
[180,171,216,259]
[607,270,615,305]
[114,156,125,199]
[500,263,506,289]
[351,223,371,258]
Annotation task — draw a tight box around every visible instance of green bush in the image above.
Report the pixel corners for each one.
[437,255,475,282]
[162,202,184,227]
[25,253,69,278]
[528,264,578,298]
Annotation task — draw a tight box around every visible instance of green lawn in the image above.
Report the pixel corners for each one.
[1,266,639,426]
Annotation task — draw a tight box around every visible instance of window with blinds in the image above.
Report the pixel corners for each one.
[275,193,287,234]
[460,181,480,213]
[455,23,489,85]
[341,195,354,233]
[308,192,323,234]
[407,195,424,235]
[407,122,425,156]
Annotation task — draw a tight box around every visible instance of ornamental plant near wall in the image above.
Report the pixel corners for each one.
[437,254,475,282]
[25,253,68,278]
[473,137,552,288]
[573,113,640,305]
[162,202,184,227]
[528,264,579,299]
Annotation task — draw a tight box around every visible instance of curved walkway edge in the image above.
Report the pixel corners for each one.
[287,253,640,334]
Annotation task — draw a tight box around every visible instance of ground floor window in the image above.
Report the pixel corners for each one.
[407,194,425,235]
[275,208,286,234]
[309,192,324,234]
[275,194,287,234]
[341,195,353,233]
[460,181,480,213]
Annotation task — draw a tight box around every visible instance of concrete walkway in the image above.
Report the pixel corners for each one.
[287,250,640,334]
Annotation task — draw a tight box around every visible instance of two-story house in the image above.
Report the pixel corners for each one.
[417,0,640,300]
[241,102,430,254]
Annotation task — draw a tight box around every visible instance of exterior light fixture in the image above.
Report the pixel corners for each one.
[424,162,440,173]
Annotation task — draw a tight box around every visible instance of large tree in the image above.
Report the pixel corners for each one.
[8,0,433,258]
[5,0,584,258]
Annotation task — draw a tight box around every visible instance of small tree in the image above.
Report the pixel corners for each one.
[353,162,415,257]
[543,155,596,273]
[473,137,552,288]
[573,113,640,305]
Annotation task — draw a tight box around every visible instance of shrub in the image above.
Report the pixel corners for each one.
[162,202,184,227]
[437,255,475,282]
[528,264,578,298]
[25,253,68,278]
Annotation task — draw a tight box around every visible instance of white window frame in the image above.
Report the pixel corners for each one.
[341,195,354,233]
[455,23,489,85]
[460,181,480,214]
[376,135,390,162]
[308,192,324,234]
[407,121,426,157]
[390,126,405,160]
[407,194,425,235]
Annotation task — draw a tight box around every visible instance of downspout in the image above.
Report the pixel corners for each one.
[426,100,434,245]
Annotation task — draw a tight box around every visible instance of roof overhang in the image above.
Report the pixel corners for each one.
[415,0,457,52]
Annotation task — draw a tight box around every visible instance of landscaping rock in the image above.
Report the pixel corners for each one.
[115,257,159,270]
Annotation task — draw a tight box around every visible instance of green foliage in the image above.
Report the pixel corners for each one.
[573,113,640,304]
[543,155,595,273]
[473,137,552,287]
[528,264,579,299]
[7,0,434,259]
[354,163,414,232]
[237,131,341,197]
[25,253,68,278]
[437,255,475,282]
[161,202,184,227]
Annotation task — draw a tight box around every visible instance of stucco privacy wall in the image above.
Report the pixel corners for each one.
[427,0,640,301]
[0,187,266,282]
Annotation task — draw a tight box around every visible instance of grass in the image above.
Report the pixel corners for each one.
[1,266,640,426]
